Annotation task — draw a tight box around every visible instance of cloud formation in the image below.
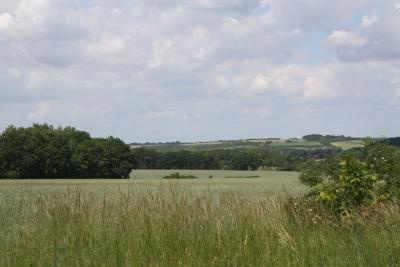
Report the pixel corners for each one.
[0,0,399,141]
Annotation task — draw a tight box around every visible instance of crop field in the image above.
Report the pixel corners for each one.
[331,139,365,150]
[130,170,304,194]
[1,171,400,266]
[0,171,305,197]
[269,140,324,149]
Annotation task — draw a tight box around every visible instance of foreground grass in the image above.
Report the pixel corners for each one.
[1,184,400,266]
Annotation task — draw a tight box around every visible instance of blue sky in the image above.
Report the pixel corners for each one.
[0,0,399,142]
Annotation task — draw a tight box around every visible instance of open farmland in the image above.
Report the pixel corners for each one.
[1,176,400,266]
[0,170,305,196]
[130,137,369,153]
[130,138,329,152]
[2,172,400,266]
[131,170,304,194]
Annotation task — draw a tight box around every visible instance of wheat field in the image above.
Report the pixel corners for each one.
[1,173,400,266]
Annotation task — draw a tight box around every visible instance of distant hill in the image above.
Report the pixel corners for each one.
[130,135,369,153]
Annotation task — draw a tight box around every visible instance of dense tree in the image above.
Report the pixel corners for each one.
[0,124,133,179]
[131,147,340,171]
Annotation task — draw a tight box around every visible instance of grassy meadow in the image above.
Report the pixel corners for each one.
[130,170,304,194]
[1,171,400,266]
[331,140,365,150]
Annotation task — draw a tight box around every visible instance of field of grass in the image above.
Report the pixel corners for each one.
[129,170,305,195]
[1,171,400,266]
[331,139,365,150]
[0,170,305,196]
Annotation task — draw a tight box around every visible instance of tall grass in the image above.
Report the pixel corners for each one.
[1,186,400,266]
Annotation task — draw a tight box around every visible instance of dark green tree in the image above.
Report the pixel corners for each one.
[0,124,133,179]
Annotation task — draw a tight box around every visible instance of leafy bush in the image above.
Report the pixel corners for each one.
[299,170,323,186]
[365,140,400,197]
[299,161,324,186]
[300,141,400,214]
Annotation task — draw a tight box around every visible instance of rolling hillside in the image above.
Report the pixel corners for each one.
[130,136,367,152]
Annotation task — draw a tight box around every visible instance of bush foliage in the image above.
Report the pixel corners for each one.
[300,140,400,213]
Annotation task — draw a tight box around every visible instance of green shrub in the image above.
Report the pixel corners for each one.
[300,142,400,214]
[299,168,323,186]
[323,155,341,181]
[365,140,400,197]
[298,160,324,186]
[306,155,377,213]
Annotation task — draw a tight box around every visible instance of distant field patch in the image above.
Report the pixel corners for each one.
[270,140,323,149]
[331,140,365,150]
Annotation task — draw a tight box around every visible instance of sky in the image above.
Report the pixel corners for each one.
[0,0,399,142]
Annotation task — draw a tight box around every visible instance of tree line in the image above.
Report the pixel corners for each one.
[0,124,133,179]
[131,147,341,171]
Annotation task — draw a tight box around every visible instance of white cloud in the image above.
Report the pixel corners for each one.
[143,110,183,120]
[250,73,271,93]
[259,0,373,31]
[0,0,399,141]
[28,101,51,120]
[0,13,16,36]
[327,1,400,62]
[303,77,335,99]
[147,38,174,68]
[8,67,21,80]
[395,2,400,11]
[241,107,271,118]
[15,0,49,35]
[210,63,337,100]
[361,15,378,27]
[327,30,368,47]
[87,34,127,57]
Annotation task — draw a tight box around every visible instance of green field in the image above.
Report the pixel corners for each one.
[269,140,325,149]
[130,170,304,194]
[0,170,305,196]
[1,171,400,266]
[331,140,365,150]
